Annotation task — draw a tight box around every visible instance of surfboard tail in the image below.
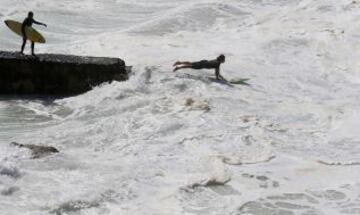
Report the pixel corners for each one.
[5,20,46,43]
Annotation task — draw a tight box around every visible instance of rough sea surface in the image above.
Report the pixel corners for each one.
[1,0,360,214]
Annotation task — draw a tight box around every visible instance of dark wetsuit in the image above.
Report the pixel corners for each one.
[191,59,223,79]
[22,18,34,34]
[191,59,220,70]
[21,17,44,55]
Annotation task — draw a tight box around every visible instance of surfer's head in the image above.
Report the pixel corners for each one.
[217,54,225,63]
[28,11,34,18]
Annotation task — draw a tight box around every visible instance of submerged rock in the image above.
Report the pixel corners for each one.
[1,186,19,196]
[51,200,101,215]
[0,166,21,179]
[185,97,211,112]
[11,142,59,159]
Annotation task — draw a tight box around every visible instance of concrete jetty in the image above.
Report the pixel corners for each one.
[0,51,129,95]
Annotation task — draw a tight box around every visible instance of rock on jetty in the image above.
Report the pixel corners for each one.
[11,142,59,159]
[0,51,129,95]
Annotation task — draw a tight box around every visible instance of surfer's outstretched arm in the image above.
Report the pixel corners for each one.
[219,74,226,81]
[215,67,220,80]
[33,20,47,27]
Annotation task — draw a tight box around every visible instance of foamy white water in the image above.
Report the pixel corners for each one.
[1,0,360,214]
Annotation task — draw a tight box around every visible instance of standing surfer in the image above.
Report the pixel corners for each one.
[20,11,47,56]
[173,54,226,80]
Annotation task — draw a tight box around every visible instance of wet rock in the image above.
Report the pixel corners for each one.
[190,177,231,189]
[185,98,195,106]
[256,175,269,181]
[309,189,347,201]
[184,97,211,112]
[272,181,280,188]
[0,51,128,95]
[1,186,19,196]
[238,201,294,215]
[0,166,21,179]
[52,200,100,215]
[11,142,59,159]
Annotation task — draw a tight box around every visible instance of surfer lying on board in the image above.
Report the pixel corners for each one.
[173,55,226,80]
[20,11,47,56]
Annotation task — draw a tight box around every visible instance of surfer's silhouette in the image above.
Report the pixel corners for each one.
[20,11,47,56]
[173,54,226,80]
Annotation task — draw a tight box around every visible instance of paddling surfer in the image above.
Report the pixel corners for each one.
[173,54,226,80]
[20,11,47,56]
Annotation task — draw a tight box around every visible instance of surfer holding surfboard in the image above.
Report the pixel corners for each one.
[4,12,47,56]
[20,11,47,56]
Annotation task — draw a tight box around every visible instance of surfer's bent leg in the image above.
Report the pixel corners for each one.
[20,38,26,54]
[31,41,35,56]
[20,30,27,54]
[173,65,192,72]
